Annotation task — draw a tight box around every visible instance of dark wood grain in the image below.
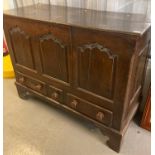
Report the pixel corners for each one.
[4,4,150,36]
[3,4,151,153]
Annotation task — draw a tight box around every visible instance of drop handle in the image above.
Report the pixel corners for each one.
[70,99,78,109]
[96,112,104,122]
[19,77,25,83]
[52,92,58,99]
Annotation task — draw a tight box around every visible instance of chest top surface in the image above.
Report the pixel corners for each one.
[4,4,150,36]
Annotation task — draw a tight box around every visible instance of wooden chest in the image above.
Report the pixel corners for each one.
[3,4,150,152]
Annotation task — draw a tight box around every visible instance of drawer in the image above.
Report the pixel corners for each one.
[16,72,46,95]
[48,85,63,103]
[66,94,113,126]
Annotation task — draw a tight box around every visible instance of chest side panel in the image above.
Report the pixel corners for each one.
[122,28,151,129]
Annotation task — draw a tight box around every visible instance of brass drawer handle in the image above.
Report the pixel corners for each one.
[70,99,78,109]
[96,112,104,122]
[52,92,58,99]
[34,84,42,90]
[19,77,25,83]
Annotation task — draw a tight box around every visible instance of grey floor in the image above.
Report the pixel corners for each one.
[4,79,151,155]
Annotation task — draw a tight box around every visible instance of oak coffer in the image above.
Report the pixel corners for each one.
[3,4,151,152]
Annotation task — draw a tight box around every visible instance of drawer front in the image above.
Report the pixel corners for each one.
[16,72,46,95]
[48,85,63,103]
[66,94,113,126]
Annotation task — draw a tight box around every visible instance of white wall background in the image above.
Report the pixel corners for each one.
[3,0,150,15]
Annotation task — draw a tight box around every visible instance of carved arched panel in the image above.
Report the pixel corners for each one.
[9,26,35,69]
[77,43,117,99]
[39,33,68,83]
